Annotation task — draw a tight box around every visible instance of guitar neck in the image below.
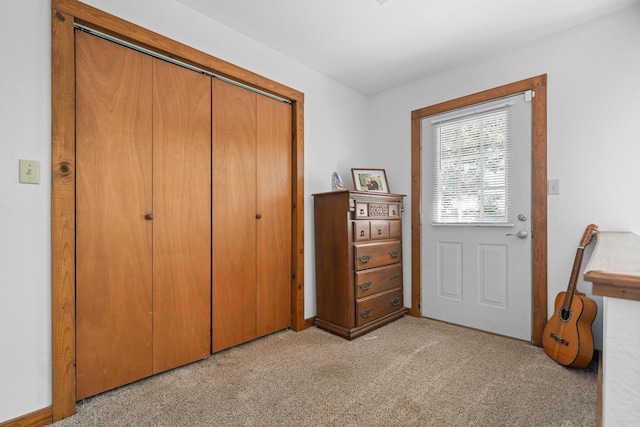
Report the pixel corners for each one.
[562,247,585,311]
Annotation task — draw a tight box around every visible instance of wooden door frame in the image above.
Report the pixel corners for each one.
[409,75,547,345]
[51,0,306,421]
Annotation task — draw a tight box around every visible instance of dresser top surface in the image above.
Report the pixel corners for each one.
[312,190,405,199]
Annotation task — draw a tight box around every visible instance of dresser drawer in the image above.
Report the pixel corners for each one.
[388,203,401,218]
[354,202,402,219]
[355,264,402,299]
[355,202,369,218]
[389,220,401,238]
[368,202,391,218]
[356,288,403,327]
[354,241,401,270]
[354,220,394,242]
[353,221,370,241]
[370,221,390,240]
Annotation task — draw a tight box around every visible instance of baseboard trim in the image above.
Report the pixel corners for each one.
[0,406,52,427]
[302,316,316,330]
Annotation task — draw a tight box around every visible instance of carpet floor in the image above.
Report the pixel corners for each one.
[52,316,597,426]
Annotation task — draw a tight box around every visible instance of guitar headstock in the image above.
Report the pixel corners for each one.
[580,224,599,248]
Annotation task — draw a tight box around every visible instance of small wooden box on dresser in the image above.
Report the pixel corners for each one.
[313,190,407,339]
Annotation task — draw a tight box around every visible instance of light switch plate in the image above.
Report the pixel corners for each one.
[547,179,559,195]
[19,159,40,184]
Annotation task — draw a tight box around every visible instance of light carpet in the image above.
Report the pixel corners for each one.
[52,316,597,426]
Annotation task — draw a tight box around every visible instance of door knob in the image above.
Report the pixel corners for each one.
[145,214,154,220]
[506,230,528,239]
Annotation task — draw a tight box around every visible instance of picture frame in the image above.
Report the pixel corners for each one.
[351,168,390,193]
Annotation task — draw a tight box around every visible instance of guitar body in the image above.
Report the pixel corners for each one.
[543,291,597,368]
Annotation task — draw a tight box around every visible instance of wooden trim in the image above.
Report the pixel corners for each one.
[291,100,306,331]
[589,273,640,301]
[303,316,317,330]
[0,406,52,427]
[409,112,422,317]
[51,7,77,422]
[530,76,548,346]
[52,0,302,102]
[588,271,640,289]
[410,75,548,346]
[51,0,305,421]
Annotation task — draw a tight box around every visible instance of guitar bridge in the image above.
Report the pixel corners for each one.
[550,333,569,346]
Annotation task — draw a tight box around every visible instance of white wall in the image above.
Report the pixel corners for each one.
[0,0,53,423]
[367,4,640,350]
[0,0,368,422]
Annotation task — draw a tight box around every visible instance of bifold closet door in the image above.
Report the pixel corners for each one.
[151,57,211,373]
[211,79,292,352]
[211,78,258,352]
[76,30,154,400]
[256,95,292,337]
[76,30,212,399]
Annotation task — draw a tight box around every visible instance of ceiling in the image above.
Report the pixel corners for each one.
[177,0,639,96]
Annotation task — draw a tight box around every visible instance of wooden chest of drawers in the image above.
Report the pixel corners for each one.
[313,190,407,339]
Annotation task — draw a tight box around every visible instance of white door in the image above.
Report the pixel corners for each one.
[421,92,532,340]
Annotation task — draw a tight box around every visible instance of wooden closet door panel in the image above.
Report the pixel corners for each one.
[256,95,292,337]
[152,58,212,372]
[75,31,153,399]
[212,79,257,352]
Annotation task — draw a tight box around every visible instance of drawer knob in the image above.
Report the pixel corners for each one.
[145,213,154,220]
[358,255,371,264]
[390,274,401,280]
[391,298,401,306]
[358,281,372,291]
[360,308,373,318]
[389,250,400,258]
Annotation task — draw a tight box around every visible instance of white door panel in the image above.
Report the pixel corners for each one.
[478,243,508,308]
[422,93,532,340]
[438,242,462,300]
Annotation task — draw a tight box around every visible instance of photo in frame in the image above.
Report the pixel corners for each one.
[351,168,389,193]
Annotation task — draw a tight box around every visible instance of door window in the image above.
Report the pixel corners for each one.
[431,103,512,224]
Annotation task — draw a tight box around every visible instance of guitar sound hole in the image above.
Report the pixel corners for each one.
[559,308,572,322]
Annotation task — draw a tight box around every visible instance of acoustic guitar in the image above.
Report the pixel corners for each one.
[542,224,598,368]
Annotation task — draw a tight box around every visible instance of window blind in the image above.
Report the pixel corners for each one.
[432,104,512,224]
